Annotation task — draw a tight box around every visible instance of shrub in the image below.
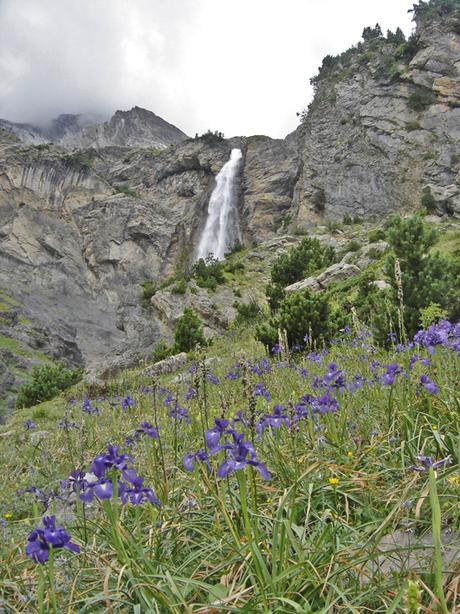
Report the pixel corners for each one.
[406,121,421,131]
[419,303,448,329]
[346,240,361,253]
[312,189,326,212]
[173,308,206,352]
[421,186,436,212]
[151,340,173,363]
[140,281,157,308]
[192,255,225,290]
[384,215,460,336]
[267,237,336,312]
[172,279,187,294]
[114,184,139,198]
[266,283,286,312]
[234,300,264,325]
[271,237,336,288]
[16,363,82,409]
[407,87,436,112]
[368,228,385,242]
[256,289,340,348]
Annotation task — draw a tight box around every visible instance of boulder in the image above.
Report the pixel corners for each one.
[316,263,361,288]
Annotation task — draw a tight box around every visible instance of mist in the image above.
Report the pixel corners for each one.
[0,0,414,138]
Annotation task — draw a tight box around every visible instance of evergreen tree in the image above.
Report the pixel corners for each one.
[173,308,206,352]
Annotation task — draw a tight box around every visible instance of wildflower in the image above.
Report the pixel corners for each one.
[90,445,133,478]
[328,477,339,486]
[419,375,438,395]
[216,432,270,480]
[448,476,460,487]
[207,373,220,385]
[168,402,191,423]
[121,395,135,411]
[410,455,451,473]
[135,421,159,439]
[347,451,353,458]
[184,387,196,401]
[4,513,12,520]
[205,418,232,452]
[26,516,79,564]
[81,398,99,415]
[183,449,210,472]
[257,405,289,435]
[24,420,36,430]
[381,362,404,386]
[120,474,160,506]
[253,383,270,402]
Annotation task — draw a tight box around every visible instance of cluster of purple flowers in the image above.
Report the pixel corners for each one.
[184,418,270,480]
[414,320,460,355]
[63,445,160,507]
[26,515,79,564]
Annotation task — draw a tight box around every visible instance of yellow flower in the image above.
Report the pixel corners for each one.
[328,477,339,486]
[4,513,12,520]
[432,425,438,430]
[448,476,459,487]
[347,451,353,458]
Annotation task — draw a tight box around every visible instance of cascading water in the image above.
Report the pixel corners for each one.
[196,148,242,261]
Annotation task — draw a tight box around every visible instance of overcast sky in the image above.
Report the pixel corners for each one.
[0,0,414,138]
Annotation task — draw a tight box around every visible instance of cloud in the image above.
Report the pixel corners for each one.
[0,0,414,137]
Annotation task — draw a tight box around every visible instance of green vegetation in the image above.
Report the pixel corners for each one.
[191,255,225,290]
[407,86,436,112]
[1,315,459,611]
[15,363,82,409]
[421,185,436,212]
[114,184,140,198]
[266,237,336,311]
[62,149,97,171]
[173,308,206,352]
[383,215,460,338]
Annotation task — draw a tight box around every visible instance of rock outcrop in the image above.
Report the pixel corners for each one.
[292,4,460,225]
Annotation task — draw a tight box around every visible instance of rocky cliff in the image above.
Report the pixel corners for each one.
[292,2,460,226]
[0,0,459,413]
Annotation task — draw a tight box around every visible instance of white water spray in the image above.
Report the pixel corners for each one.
[196,148,242,261]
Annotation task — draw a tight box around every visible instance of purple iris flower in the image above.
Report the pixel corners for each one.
[313,393,339,414]
[135,421,159,439]
[254,383,270,402]
[257,405,289,435]
[382,363,404,386]
[120,474,160,506]
[121,395,135,411]
[81,398,99,414]
[24,419,36,430]
[410,455,451,473]
[183,449,210,472]
[420,375,439,395]
[26,516,80,564]
[217,432,270,480]
[205,418,232,452]
[91,445,133,479]
[184,387,197,401]
[169,402,191,423]
[207,373,220,385]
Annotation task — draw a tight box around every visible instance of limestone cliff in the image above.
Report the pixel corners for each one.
[292,2,460,226]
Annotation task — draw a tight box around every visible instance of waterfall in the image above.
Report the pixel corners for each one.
[196,148,242,261]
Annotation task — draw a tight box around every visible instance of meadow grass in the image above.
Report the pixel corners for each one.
[0,322,459,612]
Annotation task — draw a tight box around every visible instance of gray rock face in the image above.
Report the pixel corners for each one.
[285,262,361,295]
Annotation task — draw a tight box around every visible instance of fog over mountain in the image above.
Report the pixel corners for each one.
[0,0,412,138]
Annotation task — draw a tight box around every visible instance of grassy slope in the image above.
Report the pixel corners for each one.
[1,319,459,612]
